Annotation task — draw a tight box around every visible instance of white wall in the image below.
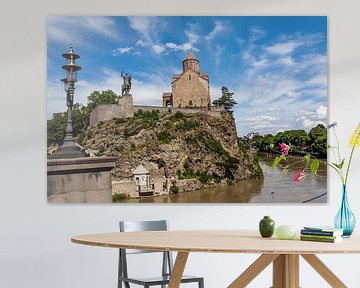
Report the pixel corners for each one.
[1,0,360,287]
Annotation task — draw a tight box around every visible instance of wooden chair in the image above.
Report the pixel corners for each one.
[118,220,204,288]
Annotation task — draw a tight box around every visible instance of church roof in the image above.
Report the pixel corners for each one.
[183,51,198,61]
[132,165,149,175]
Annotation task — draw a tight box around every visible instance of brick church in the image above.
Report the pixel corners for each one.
[162,51,211,109]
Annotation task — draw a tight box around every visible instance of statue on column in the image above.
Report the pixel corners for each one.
[121,71,132,96]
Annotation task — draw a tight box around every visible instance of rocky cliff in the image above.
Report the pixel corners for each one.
[80,109,262,191]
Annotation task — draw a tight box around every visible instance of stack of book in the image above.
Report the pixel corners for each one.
[300,226,344,243]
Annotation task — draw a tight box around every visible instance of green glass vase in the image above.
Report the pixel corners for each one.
[259,216,275,238]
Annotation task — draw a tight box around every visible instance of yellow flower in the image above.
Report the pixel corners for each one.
[349,122,360,147]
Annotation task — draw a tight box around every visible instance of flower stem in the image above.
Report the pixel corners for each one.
[345,145,356,185]
[344,129,360,185]
[333,127,345,184]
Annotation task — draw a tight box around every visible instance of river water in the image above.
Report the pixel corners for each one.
[124,152,327,204]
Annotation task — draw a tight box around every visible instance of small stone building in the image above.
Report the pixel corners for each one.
[162,51,211,109]
[132,165,154,196]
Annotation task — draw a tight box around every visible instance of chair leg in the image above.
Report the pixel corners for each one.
[199,278,204,288]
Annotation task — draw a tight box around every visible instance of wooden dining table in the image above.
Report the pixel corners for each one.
[71,230,360,288]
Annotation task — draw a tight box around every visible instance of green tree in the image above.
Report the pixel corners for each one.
[47,90,119,146]
[47,104,88,146]
[47,112,67,146]
[85,90,119,113]
[275,130,310,148]
[309,124,327,142]
[263,134,275,150]
[309,124,327,156]
[212,86,237,113]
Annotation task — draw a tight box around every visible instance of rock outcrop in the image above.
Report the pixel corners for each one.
[80,109,262,192]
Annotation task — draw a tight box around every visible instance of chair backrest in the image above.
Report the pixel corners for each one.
[118,220,174,282]
[119,220,169,254]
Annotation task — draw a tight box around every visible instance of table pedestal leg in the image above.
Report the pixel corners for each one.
[272,254,299,288]
[228,254,279,288]
[168,252,189,288]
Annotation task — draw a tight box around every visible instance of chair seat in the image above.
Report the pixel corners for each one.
[119,274,203,286]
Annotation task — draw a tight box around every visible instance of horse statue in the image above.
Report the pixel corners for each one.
[121,71,132,96]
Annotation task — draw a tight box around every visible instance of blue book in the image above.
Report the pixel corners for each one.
[302,226,343,236]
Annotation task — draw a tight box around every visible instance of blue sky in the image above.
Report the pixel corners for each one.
[47,16,327,136]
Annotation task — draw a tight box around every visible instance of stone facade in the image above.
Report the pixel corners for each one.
[163,51,210,109]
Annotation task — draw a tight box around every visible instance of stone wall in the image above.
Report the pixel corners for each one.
[89,95,134,126]
[112,180,138,198]
[134,105,223,117]
[89,104,123,126]
[89,102,224,126]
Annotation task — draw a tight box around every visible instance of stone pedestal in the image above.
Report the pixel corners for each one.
[47,156,117,203]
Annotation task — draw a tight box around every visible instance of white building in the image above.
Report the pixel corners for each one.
[132,165,154,196]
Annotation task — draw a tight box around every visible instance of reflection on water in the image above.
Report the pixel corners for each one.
[123,152,327,203]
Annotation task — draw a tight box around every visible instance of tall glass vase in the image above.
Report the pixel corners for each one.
[334,185,356,237]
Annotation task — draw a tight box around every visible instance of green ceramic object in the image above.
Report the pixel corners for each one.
[259,216,275,237]
[275,225,297,240]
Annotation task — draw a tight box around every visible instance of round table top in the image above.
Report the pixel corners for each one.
[71,230,360,254]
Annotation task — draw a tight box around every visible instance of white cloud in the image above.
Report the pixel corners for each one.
[185,29,199,44]
[296,105,327,129]
[286,91,301,98]
[165,42,199,52]
[112,47,133,56]
[251,58,269,68]
[302,119,325,129]
[205,21,225,41]
[136,39,148,47]
[276,56,295,66]
[247,115,277,122]
[315,105,327,119]
[266,41,299,55]
[250,27,266,41]
[127,16,158,42]
[152,44,165,55]
[47,16,119,46]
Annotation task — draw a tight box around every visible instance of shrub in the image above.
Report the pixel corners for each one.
[113,193,130,203]
[115,144,124,152]
[156,158,166,168]
[170,183,179,194]
[206,137,227,156]
[86,130,93,139]
[175,119,199,131]
[174,111,184,119]
[157,131,172,144]
[115,117,127,124]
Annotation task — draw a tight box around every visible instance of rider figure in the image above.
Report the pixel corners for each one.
[121,71,132,96]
